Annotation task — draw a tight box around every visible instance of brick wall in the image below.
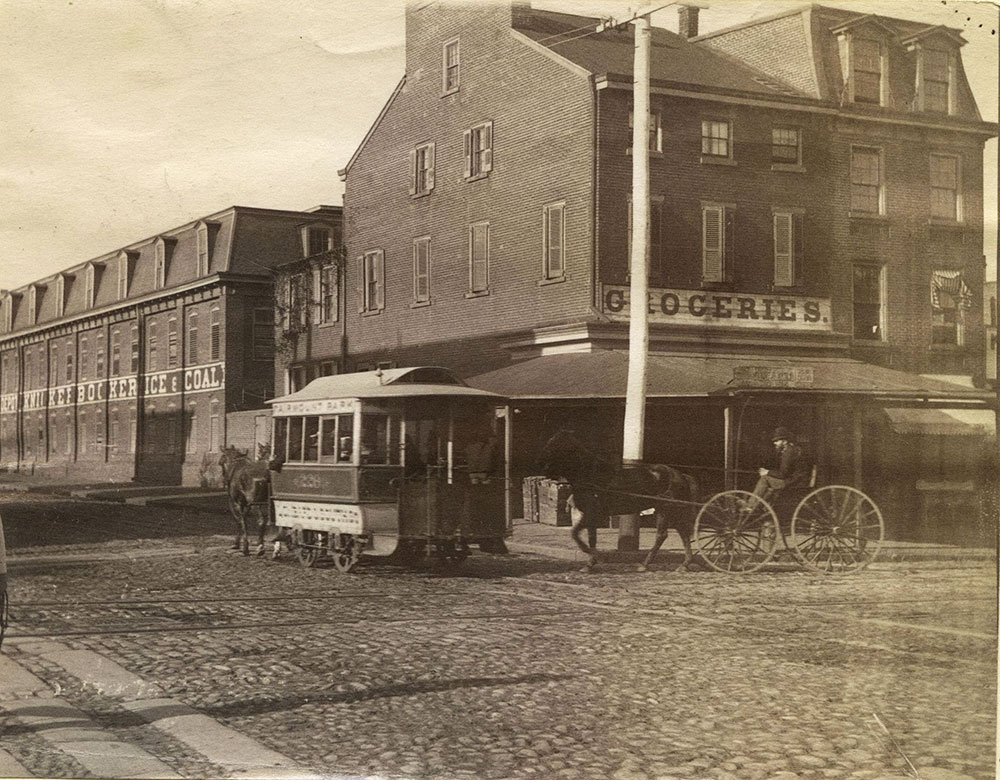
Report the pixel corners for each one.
[343,1,595,361]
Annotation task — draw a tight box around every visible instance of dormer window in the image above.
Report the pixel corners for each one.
[117,251,135,300]
[852,38,883,105]
[197,224,209,275]
[28,285,37,325]
[442,39,460,95]
[195,221,219,276]
[922,49,950,112]
[56,274,67,317]
[85,263,96,308]
[3,294,16,332]
[154,237,174,289]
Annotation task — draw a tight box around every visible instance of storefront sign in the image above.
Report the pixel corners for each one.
[602,285,832,331]
[732,366,815,388]
[0,393,17,414]
[23,389,47,411]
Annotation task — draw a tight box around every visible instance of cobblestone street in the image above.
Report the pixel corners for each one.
[1,497,996,780]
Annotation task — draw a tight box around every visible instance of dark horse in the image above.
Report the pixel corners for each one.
[538,428,699,571]
[218,446,272,556]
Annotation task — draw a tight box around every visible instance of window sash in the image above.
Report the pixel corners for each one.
[850,148,882,213]
[443,40,460,92]
[362,251,384,312]
[469,223,489,293]
[252,308,275,361]
[319,265,338,322]
[852,265,883,340]
[701,120,730,157]
[543,204,565,279]
[771,128,800,164]
[210,308,221,361]
[853,39,882,103]
[413,239,431,302]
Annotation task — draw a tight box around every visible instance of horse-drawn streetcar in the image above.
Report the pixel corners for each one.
[262,366,508,571]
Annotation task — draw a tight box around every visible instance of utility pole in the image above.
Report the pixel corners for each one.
[619,7,651,551]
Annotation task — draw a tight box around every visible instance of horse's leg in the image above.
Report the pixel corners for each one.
[570,511,599,572]
[638,510,669,572]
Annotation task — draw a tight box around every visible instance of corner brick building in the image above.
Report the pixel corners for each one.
[323,2,998,540]
[0,205,339,485]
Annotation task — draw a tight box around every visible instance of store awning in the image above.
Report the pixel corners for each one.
[884,408,996,436]
[467,350,993,402]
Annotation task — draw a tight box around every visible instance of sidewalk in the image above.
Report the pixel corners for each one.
[506,521,996,565]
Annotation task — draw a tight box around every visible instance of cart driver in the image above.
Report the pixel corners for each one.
[750,427,807,504]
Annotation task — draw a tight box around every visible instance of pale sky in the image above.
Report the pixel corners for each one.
[0,0,996,291]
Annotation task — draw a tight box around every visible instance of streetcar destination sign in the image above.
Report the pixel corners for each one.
[602,285,832,331]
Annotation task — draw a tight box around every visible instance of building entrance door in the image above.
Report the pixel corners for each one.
[135,408,183,484]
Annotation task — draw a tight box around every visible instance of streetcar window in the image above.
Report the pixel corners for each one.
[361,414,400,465]
[336,414,353,463]
[304,416,319,461]
[288,417,303,461]
[320,415,338,460]
[273,417,288,461]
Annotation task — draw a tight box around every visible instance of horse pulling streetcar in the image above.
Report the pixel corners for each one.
[221,367,508,572]
[540,429,884,575]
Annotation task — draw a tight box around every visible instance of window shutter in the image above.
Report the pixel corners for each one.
[463,129,472,179]
[427,143,436,191]
[375,251,385,310]
[483,121,493,173]
[773,213,794,287]
[702,207,723,282]
[408,149,417,195]
[724,208,734,282]
[312,267,322,323]
[793,213,804,285]
[357,257,366,313]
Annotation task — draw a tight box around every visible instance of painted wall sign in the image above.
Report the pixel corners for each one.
[732,365,815,388]
[273,499,365,535]
[273,398,358,417]
[1,393,19,413]
[145,362,225,398]
[602,285,832,331]
[0,361,224,414]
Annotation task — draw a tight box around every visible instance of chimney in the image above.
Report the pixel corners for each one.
[678,5,700,39]
[511,1,532,27]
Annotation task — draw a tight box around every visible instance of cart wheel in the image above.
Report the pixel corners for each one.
[790,486,884,573]
[332,535,361,573]
[694,490,779,574]
[296,530,325,569]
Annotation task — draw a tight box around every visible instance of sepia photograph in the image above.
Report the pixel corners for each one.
[0,1,997,778]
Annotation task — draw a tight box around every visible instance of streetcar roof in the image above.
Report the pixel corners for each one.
[268,366,505,410]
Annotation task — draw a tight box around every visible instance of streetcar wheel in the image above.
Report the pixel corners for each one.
[435,540,469,569]
[790,486,884,574]
[296,530,326,569]
[693,490,779,574]
[332,535,361,573]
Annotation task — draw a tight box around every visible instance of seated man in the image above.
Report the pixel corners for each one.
[750,427,808,504]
